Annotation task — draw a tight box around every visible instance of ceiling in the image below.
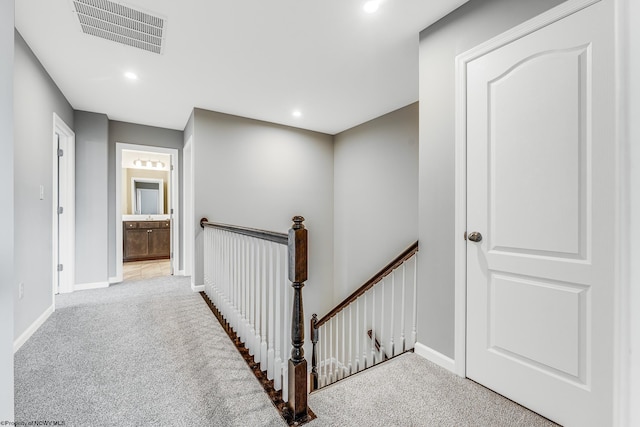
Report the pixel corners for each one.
[15,0,467,135]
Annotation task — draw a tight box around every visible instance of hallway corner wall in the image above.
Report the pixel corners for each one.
[13,30,74,344]
[75,111,109,286]
[333,103,419,303]
[0,0,14,419]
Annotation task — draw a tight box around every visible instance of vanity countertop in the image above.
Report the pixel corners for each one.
[122,214,170,221]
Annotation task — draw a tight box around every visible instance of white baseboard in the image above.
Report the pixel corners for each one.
[176,270,185,276]
[14,304,54,353]
[109,276,122,284]
[191,284,205,292]
[74,281,109,291]
[414,342,456,373]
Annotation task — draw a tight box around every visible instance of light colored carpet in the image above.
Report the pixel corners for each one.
[15,275,557,427]
[308,352,558,427]
[14,275,285,427]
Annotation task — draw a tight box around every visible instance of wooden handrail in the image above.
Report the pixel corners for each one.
[200,218,288,245]
[315,241,419,328]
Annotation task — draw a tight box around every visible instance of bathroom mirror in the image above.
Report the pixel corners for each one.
[131,178,164,215]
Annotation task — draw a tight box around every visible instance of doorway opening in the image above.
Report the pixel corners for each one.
[115,143,180,283]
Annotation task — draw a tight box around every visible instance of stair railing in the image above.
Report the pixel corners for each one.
[310,241,419,391]
[201,216,309,422]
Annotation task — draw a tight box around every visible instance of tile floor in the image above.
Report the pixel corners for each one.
[122,259,171,281]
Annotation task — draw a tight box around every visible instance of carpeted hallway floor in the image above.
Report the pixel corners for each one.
[14,275,285,426]
[15,276,557,426]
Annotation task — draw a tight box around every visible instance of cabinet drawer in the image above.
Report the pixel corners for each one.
[138,221,161,229]
[124,221,138,229]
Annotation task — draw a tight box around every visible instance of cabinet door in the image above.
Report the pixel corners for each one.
[124,229,149,259]
[148,228,170,257]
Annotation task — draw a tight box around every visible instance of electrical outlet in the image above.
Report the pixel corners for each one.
[18,282,24,299]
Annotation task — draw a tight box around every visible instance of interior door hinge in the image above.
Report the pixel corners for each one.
[170,208,174,214]
[170,164,174,171]
[58,206,64,214]
[57,264,64,272]
[57,148,64,157]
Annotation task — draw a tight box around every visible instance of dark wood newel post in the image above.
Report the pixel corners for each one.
[310,314,319,392]
[288,215,308,421]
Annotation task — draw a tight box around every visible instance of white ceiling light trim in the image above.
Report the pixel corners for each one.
[71,0,166,54]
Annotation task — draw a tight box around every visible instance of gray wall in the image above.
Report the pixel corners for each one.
[14,31,74,340]
[333,103,419,302]
[628,0,640,421]
[75,111,109,285]
[0,0,14,419]
[108,120,184,277]
[191,108,334,347]
[417,0,565,358]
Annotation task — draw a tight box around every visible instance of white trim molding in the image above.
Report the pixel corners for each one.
[108,276,121,284]
[13,304,54,353]
[52,113,75,296]
[191,284,205,292]
[414,342,456,373]
[74,281,109,291]
[115,143,180,282]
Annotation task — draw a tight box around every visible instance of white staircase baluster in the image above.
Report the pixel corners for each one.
[401,263,406,353]
[267,242,275,380]
[362,290,368,369]
[348,305,353,375]
[355,298,360,372]
[255,239,263,363]
[260,240,268,371]
[371,287,376,365]
[249,238,257,359]
[390,270,396,358]
[274,243,282,391]
[341,310,346,379]
[380,278,385,361]
[411,253,418,348]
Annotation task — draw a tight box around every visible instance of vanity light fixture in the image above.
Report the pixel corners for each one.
[133,158,165,169]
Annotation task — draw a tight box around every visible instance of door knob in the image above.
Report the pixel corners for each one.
[467,231,482,242]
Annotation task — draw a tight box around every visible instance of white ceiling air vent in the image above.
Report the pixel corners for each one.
[71,0,166,54]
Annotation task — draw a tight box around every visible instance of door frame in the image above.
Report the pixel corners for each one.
[115,143,180,282]
[52,113,75,295]
[183,136,194,280]
[453,0,629,422]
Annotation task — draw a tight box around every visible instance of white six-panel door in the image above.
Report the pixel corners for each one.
[462,0,615,425]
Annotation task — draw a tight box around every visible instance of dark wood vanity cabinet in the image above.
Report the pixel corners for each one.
[123,220,170,262]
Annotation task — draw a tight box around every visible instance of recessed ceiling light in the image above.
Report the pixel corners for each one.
[292,110,302,118]
[363,0,380,13]
[124,72,138,80]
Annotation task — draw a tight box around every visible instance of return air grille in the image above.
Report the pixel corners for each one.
[72,0,166,54]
